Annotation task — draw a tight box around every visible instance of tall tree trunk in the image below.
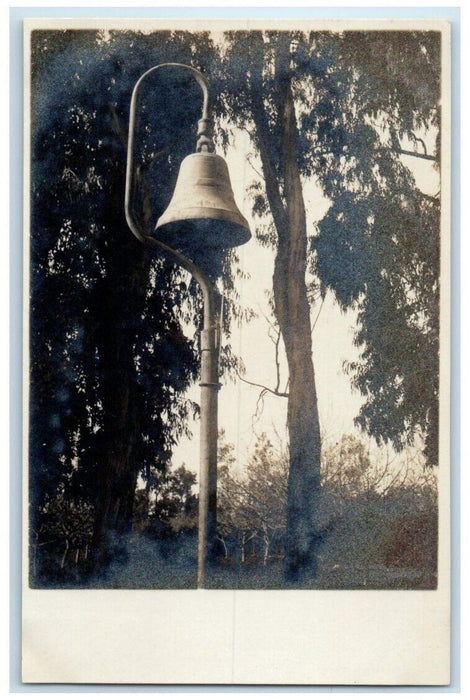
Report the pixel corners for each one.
[250,34,322,581]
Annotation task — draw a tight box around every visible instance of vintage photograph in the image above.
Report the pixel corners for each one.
[27,21,446,594]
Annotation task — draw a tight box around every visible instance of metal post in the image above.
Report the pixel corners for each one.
[124,63,248,589]
[140,238,220,589]
[197,294,220,588]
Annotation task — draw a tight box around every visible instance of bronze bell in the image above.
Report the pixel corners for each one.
[155,152,251,250]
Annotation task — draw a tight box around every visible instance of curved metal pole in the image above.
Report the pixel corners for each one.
[125,63,211,247]
[124,62,215,322]
[124,64,220,589]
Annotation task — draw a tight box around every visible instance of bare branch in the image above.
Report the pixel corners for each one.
[274,324,282,393]
[420,191,440,203]
[395,147,437,162]
[258,305,279,335]
[247,154,265,181]
[311,296,325,336]
[410,132,428,155]
[237,371,289,398]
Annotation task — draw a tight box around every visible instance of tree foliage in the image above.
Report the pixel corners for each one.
[216,430,437,587]
[148,464,199,536]
[29,29,240,579]
[217,432,287,564]
[218,29,440,478]
[29,27,442,586]
[310,32,441,466]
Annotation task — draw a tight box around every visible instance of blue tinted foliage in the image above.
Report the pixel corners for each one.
[29,29,241,582]
[219,29,440,468]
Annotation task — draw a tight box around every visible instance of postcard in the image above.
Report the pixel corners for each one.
[22,17,451,685]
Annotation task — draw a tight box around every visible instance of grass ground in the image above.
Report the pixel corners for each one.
[78,534,436,590]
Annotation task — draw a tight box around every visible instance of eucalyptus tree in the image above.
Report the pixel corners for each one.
[29,29,238,577]
[217,29,440,581]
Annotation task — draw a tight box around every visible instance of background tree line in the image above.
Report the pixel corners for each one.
[29,27,440,587]
[32,429,437,589]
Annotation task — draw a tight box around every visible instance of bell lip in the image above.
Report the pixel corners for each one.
[155,213,251,249]
[156,206,250,232]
